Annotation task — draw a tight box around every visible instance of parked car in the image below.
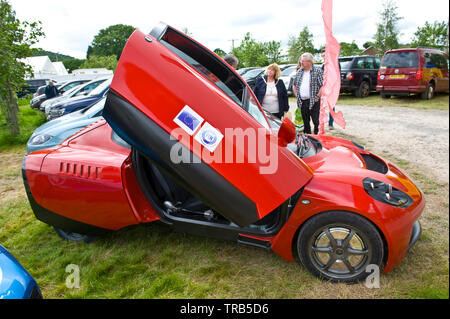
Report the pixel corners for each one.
[22,23,424,284]
[377,48,449,100]
[47,78,111,120]
[30,80,90,110]
[41,77,110,114]
[237,67,259,76]
[27,98,106,154]
[0,244,42,299]
[17,79,51,98]
[242,67,265,90]
[279,65,297,96]
[339,55,381,98]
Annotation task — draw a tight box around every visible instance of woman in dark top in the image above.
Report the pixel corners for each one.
[253,63,289,120]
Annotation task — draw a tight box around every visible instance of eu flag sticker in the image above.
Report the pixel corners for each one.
[173,105,204,136]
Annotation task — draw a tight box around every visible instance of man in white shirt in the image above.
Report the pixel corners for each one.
[292,53,324,134]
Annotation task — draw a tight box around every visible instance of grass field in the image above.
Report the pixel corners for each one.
[0,98,448,299]
[336,92,449,110]
[289,92,449,111]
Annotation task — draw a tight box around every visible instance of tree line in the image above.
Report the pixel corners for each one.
[0,0,449,136]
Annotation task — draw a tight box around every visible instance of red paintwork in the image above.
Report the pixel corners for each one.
[109,28,313,219]
[24,25,425,275]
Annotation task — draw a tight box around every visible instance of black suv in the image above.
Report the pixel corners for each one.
[339,56,381,97]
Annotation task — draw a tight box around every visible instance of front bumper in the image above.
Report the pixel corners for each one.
[376,85,426,95]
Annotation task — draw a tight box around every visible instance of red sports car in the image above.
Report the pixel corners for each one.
[22,23,424,283]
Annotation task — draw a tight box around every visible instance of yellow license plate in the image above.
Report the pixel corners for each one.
[389,74,405,79]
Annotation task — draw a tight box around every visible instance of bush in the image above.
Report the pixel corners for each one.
[0,99,46,149]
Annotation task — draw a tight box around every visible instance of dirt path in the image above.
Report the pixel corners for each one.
[289,103,450,184]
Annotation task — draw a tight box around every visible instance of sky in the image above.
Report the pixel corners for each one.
[9,0,450,60]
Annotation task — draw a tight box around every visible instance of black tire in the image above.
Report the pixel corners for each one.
[421,82,435,100]
[381,93,391,99]
[54,227,97,243]
[296,211,384,283]
[355,81,370,98]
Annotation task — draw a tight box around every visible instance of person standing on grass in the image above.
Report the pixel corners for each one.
[292,53,324,135]
[44,80,59,100]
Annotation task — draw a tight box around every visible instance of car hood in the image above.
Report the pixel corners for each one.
[33,109,90,135]
[32,117,103,139]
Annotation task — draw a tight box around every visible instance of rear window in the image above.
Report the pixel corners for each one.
[381,51,419,68]
[339,58,354,70]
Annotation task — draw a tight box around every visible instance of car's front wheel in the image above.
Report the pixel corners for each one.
[296,211,384,283]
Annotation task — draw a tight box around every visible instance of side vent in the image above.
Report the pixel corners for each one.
[59,162,101,179]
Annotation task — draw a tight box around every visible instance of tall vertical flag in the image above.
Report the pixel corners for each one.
[319,0,346,135]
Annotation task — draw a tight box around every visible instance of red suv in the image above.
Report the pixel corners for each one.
[377,48,449,99]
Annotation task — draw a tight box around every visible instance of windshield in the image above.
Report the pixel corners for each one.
[381,51,419,68]
[339,58,354,70]
[88,78,112,96]
[62,85,80,96]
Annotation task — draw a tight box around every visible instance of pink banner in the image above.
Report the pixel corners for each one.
[319,0,346,135]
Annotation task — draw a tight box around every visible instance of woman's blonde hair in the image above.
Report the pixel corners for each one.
[265,63,282,80]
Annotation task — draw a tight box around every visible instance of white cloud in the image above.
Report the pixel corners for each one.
[9,0,450,59]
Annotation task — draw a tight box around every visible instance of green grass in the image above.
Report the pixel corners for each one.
[289,93,449,110]
[0,142,448,299]
[0,99,46,149]
[336,92,449,110]
[0,96,448,299]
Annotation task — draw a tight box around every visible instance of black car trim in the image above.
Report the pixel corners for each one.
[104,90,259,227]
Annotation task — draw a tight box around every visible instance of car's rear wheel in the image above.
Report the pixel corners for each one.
[421,83,435,100]
[356,81,370,98]
[296,211,384,283]
[54,227,97,243]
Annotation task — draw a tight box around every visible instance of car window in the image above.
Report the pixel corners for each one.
[355,59,364,69]
[88,78,112,96]
[374,58,380,69]
[381,51,419,68]
[282,66,297,76]
[339,58,354,70]
[363,58,375,69]
[75,80,104,96]
[426,53,446,69]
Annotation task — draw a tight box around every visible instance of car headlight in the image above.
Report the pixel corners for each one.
[29,134,53,145]
[363,177,413,208]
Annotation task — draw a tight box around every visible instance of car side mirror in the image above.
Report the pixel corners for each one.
[277,117,296,147]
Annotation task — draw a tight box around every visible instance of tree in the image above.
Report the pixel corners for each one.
[287,27,315,63]
[213,48,226,57]
[231,33,268,67]
[80,55,118,71]
[410,21,448,51]
[372,0,403,56]
[340,41,363,56]
[262,40,283,64]
[90,24,135,60]
[0,0,43,136]
[62,58,86,73]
